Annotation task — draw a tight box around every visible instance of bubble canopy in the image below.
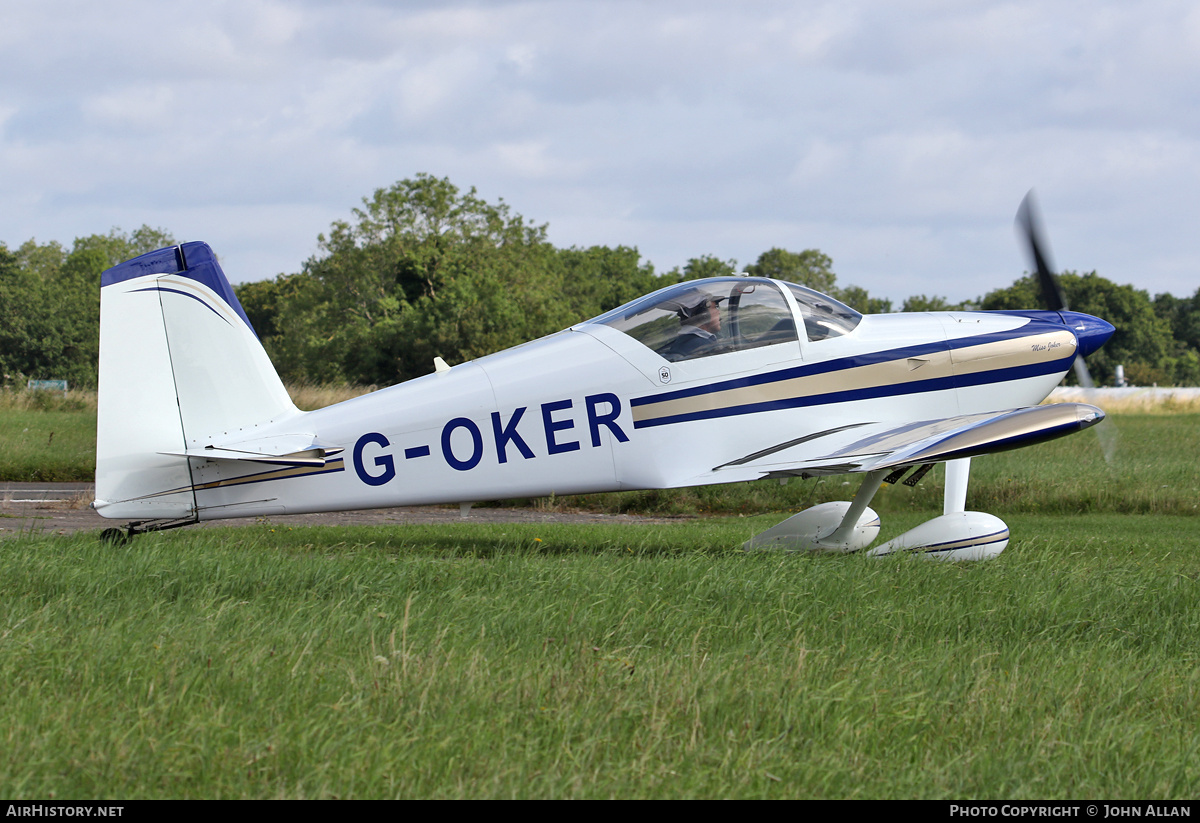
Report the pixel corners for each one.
[584,277,861,362]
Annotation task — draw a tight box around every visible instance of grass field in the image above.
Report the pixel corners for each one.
[1,514,1197,799]
[2,387,1198,798]
[0,390,97,482]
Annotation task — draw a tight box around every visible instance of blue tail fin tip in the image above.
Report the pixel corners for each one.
[100,246,184,286]
[101,242,257,337]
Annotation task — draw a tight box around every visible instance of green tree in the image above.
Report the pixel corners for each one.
[838,285,892,315]
[746,248,837,294]
[0,227,174,387]
[552,245,663,321]
[70,226,176,270]
[1151,289,1200,385]
[678,254,737,282]
[269,174,569,385]
[1155,289,1200,352]
[236,274,307,342]
[900,294,972,312]
[0,244,58,385]
[743,247,888,313]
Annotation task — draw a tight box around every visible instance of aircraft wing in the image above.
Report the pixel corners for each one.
[711,403,1104,479]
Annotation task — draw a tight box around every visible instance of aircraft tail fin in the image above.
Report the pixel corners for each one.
[94,243,300,519]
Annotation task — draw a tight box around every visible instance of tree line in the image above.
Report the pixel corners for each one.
[1,227,175,389]
[3,174,1198,389]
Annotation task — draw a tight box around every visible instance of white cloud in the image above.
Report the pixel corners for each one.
[82,85,177,130]
[1,1,1199,301]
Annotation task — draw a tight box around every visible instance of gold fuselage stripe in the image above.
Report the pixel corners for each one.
[632,330,1076,425]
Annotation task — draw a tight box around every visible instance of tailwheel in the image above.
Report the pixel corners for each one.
[99,527,132,546]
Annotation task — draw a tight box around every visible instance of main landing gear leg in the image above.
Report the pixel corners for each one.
[943,457,971,515]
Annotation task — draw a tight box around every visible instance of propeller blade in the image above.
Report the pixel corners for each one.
[1016,190,1069,312]
[1017,192,1116,463]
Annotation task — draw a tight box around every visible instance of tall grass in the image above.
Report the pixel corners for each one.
[0,385,376,413]
[0,514,1197,798]
[0,388,96,413]
[1050,387,1200,413]
[286,383,375,411]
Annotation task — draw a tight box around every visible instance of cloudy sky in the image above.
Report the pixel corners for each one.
[3,0,1198,305]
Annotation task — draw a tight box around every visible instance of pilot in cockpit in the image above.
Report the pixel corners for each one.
[661,290,727,361]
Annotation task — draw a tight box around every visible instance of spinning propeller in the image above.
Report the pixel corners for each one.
[1016,190,1117,462]
[1015,190,1095,389]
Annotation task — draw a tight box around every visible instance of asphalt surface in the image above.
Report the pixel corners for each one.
[0,482,673,539]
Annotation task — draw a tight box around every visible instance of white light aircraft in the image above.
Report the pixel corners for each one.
[94,197,1114,559]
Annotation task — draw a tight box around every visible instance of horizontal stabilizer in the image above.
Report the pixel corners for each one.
[159,448,335,467]
[160,434,344,467]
